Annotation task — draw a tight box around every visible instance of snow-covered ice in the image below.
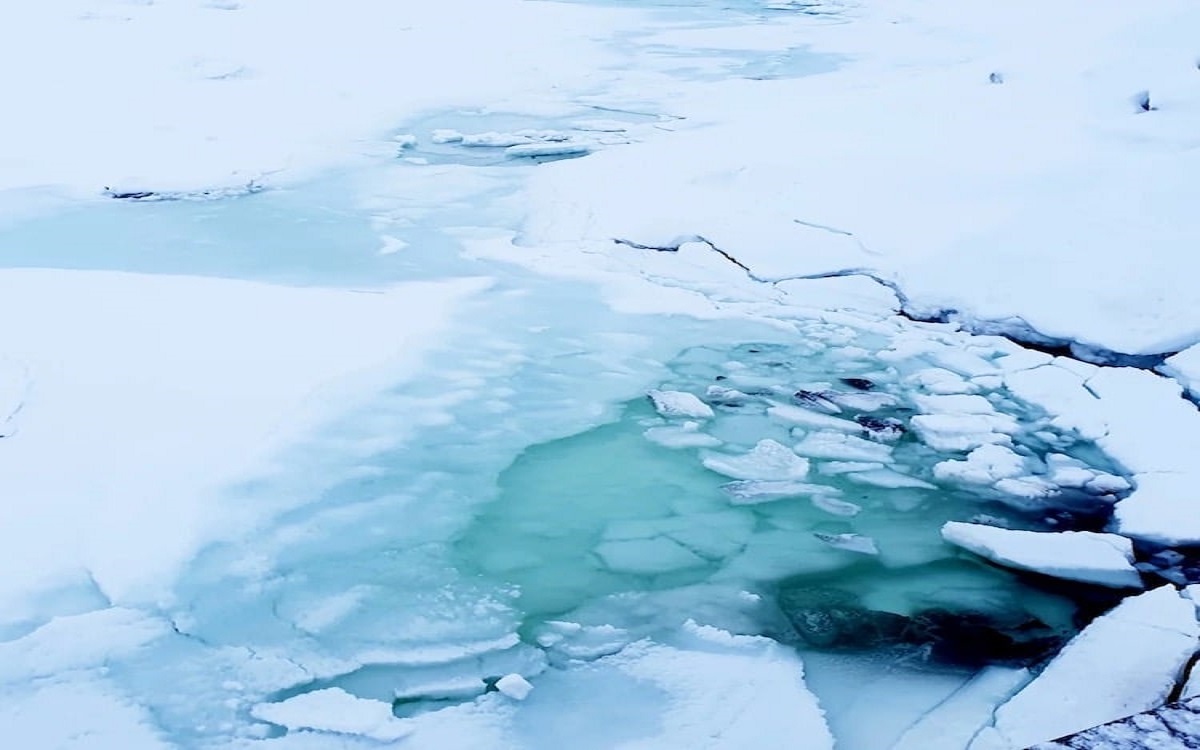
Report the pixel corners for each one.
[6,0,1200,747]
[942,522,1142,589]
[980,586,1200,749]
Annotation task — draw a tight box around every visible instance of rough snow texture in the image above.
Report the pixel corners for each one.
[942,522,1143,589]
[1035,696,1200,750]
[250,688,414,741]
[647,390,715,419]
[981,586,1200,749]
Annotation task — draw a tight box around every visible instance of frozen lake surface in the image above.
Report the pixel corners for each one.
[4,1,1200,749]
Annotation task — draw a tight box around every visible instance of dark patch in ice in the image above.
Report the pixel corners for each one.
[989,71,1005,84]
[855,415,906,441]
[840,377,875,391]
[1036,696,1200,749]
[1133,89,1156,112]
[103,180,266,202]
[1132,541,1200,587]
[775,583,1065,668]
[793,389,842,414]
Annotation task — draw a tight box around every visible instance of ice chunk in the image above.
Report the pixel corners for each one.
[593,537,707,574]
[847,469,936,490]
[722,479,840,505]
[250,688,413,741]
[911,413,1016,452]
[813,532,879,555]
[643,422,722,449]
[824,390,898,412]
[811,494,863,517]
[855,415,907,442]
[941,522,1142,589]
[914,394,1000,415]
[907,368,979,395]
[817,461,886,475]
[702,439,810,481]
[460,132,537,148]
[768,403,861,432]
[994,476,1059,501]
[793,389,843,414]
[1044,453,1096,488]
[933,444,1026,485]
[793,432,893,462]
[647,389,714,419]
[495,673,534,700]
[984,586,1199,749]
[705,384,754,405]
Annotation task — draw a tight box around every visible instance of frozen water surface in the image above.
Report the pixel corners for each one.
[7,0,1197,748]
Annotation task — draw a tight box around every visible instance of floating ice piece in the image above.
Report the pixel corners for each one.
[817,461,886,475]
[824,390,898,412]
[706,384,754,405]
[722,479,839,505]
[571,119,629,132]
[994,476,1059,500]
[460,131,537,147]
[913,393,1000,416]
[910,414,1016,452]
[811,494,863,517]
[855,415,906,442]
[768,403,861,433]
[981,586,1199,749]
[907,367,979,395]
[933,444,1026,485]
[794,431,893,462]
[1086,473,1131,495]
[813,532,879,555]
[941,522,1142,588]
[250,688,413,741]
[647,389,714,419]
[644,422,722,449]
[593,537,707,574]
[495,673,533,700]
[392,133,417,148]
[1044,453,1096,488]
[793,390,842,414]
[847,469,936,490]
[702,439,810,481]
[505,142,591,159]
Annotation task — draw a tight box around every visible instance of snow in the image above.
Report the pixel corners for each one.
[941,522,1143,589]
[647,389,715,419]
[981,586,1200,749]
[0,269,486,619]
[495,673,534,701]
[7,0,1200,747]
[1161,345,1200,399]
[701,439,811,481]
[250,688,414,742]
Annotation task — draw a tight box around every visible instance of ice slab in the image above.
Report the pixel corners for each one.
[793,431,893,462]
[701,439,810,480]
[250,688,414,741]
[942,522,1142,589]
[647,389,715,419]
[983,586,1199,749]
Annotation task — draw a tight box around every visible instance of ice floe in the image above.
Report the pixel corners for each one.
[979,586,1200,749]
[942,522,1143,589]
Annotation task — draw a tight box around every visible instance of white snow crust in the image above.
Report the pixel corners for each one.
[981,586,1200,749]
[942,522,1142,589]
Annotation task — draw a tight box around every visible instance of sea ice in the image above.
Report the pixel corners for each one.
[933,444,1027,485]
[250,688,414,741]
[647,389,715,419]
[701,439,810,480]
[495,673,534,700]
[941,522,1143,589]
[793,431,893,462]
[982,586,1200,749]
[721,479,840,505]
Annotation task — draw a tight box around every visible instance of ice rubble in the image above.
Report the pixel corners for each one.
[250,688,414,742]
[978,586,1200,750]
[941,522,1142,589]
